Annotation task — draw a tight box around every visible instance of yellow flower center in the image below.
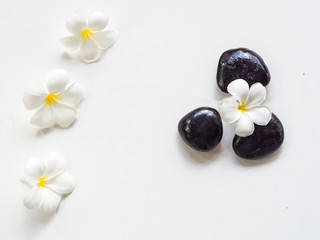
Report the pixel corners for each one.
[238,102,247,113]
[81,29,95,39]
[45,92,59,105]
[38,176,48,188]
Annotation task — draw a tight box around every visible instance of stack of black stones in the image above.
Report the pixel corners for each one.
[178,48,284,160]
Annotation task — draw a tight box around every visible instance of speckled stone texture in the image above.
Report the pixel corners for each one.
[217,48,270,92]
[178,107,223,152]
[233,113,284,160]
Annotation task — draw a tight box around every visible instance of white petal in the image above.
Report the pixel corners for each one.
[46,152,67,180]
[52,103,77,128]
[88,12,109,31]
[234,114,254,137]
[220,107,241,123]
[93,30,115,49]
[246,106,272,126]
[45,69,70,93]
[48,172,76,195]
[227,79,249,103]
[23,88,47,110]
[21,175,37,187]
[23,187,43,209]
[41,188,62,212]
[30,104,54,128]
[79,39,100,63]
[24,157,46,180]
[66,14,87,35]
[60,36,82,52]
[220,96,238,107]
[246,83,267,107]
[58,82,84,107]
[219,97,241,123]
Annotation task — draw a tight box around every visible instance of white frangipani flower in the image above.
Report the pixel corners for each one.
[219,79,272,137]
[22,152,76,212]
[23,69,84,129]
[60,12,115,63]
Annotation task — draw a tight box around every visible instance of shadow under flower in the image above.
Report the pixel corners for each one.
[36,119,78,137]
[60,52,80,63]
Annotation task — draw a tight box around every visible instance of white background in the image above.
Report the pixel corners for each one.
[0,0,319,239]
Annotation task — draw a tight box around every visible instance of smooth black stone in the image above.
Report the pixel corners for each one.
[233,114,284,160]
[217,48,271,92]
[178,107,223,152]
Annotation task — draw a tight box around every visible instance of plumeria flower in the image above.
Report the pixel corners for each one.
[23,69,84,129]
[22,152,76,212]
[60,12,115,63]
[219,79,272,137]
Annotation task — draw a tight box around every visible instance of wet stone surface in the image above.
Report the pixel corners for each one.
[178,107,223,152]
[233,113,284,160]
[217,48,271,92]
